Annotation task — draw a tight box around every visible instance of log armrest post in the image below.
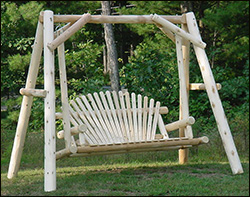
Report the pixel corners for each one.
[57,124,87,139]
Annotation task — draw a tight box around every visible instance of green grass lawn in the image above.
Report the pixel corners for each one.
[1,132,249,196]
[1,155,249,196]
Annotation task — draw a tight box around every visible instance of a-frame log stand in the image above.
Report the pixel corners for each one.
[7,10,243,192]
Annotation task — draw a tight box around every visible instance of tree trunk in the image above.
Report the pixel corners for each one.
[101,1,120,92]
[180,1,192,13]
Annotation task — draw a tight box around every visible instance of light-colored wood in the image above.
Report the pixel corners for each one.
[87,93,113,143]
[74,98,104,144]
[57,145,192,159]
[77,136,208,153]
[112,91,127,142]
[55,112,63,119]
[93,92,117,143]
[179,22,191,164]
[81,95,110,144]
[165,116,195,132]
[57,103,168,118]
[137,94,143,141]
[155,23,175,43]
[146,99,154,140]
[100,91,121,142]
[158,115,169,139]
[176,35,193,139]
[155,134,163,139]
[105,91,124,142]
[152,14,206,49]
[68,92,170,145]
[142,96,148,140]
[189,83,221,90]
[186,12,243,174]
[70,101,99,145]
[19,88,47,97]
[69,105,95,145]
[70,145,193,158]
[57,32,76,153]
[39,14,186,24]
[43,10,56,192]
[47,13,91,51]
[54,22,74,39]
[131,93,138,141]
[125,92,134,141]
[151,101,160,140]
[56,148,71,160]
[57,124,87,139]
[7,20,44,180]
[119,91,131,142]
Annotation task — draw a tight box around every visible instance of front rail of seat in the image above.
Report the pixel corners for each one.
[56,136,209,159]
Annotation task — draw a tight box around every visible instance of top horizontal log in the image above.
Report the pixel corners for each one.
[39,13,186,24]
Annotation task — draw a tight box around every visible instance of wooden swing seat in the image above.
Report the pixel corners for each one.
[56,90,209,159]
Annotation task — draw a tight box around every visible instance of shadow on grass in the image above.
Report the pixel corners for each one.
[1,161,249,196]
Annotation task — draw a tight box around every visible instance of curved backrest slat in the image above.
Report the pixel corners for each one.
[87,93,113,143]
[137,94,142,141]
[125,92,134,141]
[68,91,169,145]
[118,91,131,142]
[142,96,148,141]
[112,91,128,142]
[93,92,117,143]
[81,95,110,144]
[146,99,154,140]
[99,91,121,143]
[131,93,138,141]
[106,91,124,143]
[151,101,160,140]
[71,100,100,144]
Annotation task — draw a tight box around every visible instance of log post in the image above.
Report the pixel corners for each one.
[178,23,191,164]
[7,20,44,179]
[176,35,193,139]
[57,30,77,153]
[186,12,243,174]
[44,10,56,191]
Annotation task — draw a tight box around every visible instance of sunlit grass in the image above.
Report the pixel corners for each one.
[1,132,249,196]
[1,160,249,196]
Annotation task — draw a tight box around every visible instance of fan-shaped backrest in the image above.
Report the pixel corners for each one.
[69,91,168,145]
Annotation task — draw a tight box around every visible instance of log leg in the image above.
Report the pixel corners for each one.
[186,12,243,174]
[179,23,191,164]
[44,10,56,191]
[176,34,193,164]
[57,32,77,153]
[7,21,43,179]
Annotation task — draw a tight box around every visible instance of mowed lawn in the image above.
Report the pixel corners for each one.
[1,157,249,196]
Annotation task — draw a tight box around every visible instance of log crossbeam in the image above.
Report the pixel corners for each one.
[189,83,221,90]
[20,88,47,98]
[39,13,186,24]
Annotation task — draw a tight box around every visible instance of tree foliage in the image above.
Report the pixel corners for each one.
[1,1,249,135]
